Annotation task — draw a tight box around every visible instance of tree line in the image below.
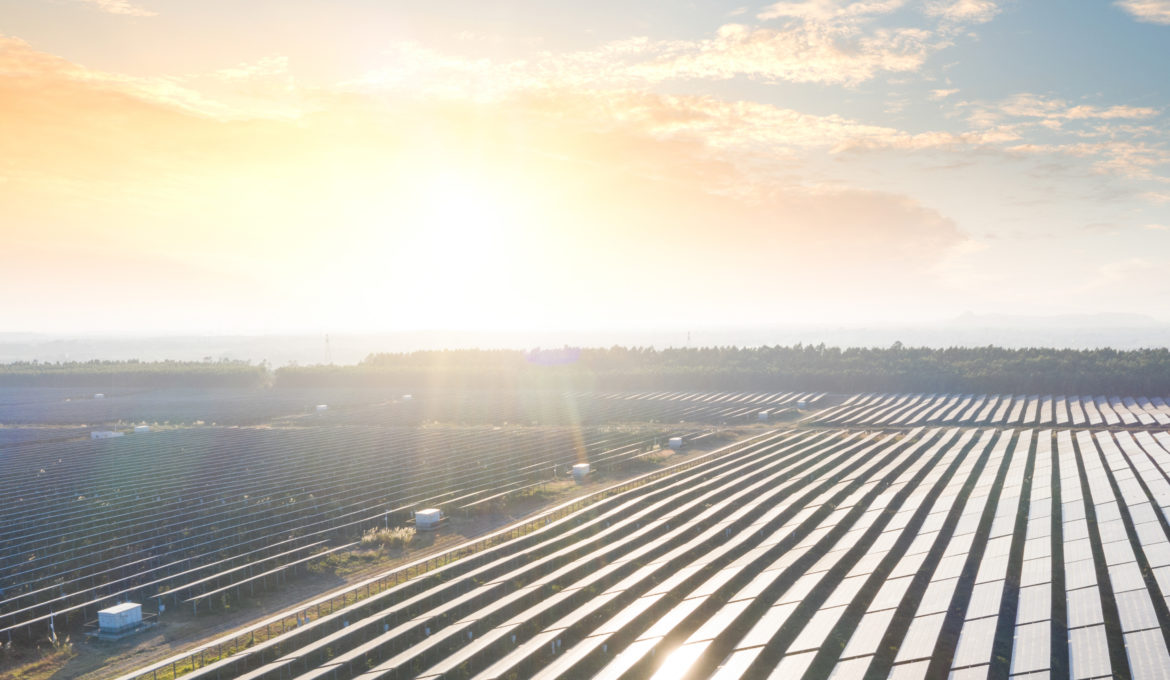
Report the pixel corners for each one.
[0,359,268,388]
[272,345,1170,395]
[5,346,1170,394]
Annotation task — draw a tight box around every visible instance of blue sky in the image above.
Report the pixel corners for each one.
[2,1,1169,333]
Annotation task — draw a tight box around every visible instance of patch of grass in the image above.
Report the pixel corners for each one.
[307,549,375,576]
[308,527,416,577]
[515,480,575,501]
[360,526,416,550]
[1,639,77,680]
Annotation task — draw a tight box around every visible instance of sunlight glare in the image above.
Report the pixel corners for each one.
[650,642,705,680]
[409,168,519,273]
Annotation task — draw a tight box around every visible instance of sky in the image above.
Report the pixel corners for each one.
[3,0,1170,335]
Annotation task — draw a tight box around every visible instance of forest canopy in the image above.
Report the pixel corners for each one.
[272,345,1170,395]
[0,359,267,388]
[3,346,1170,394]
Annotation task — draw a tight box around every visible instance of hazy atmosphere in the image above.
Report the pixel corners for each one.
[4,313,1170,366]
[8,5,1170,680]
[5,0,1170,335]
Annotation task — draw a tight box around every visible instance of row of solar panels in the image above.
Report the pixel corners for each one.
[323,392,827,427]
[810,394,1170,428]
[0,388,824,428]
[593,392,825,422]
[132,426,1170,680]
[1,427,677,636]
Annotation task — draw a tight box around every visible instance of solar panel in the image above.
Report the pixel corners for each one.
[84,409,1170,680]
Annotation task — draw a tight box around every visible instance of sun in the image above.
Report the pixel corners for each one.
[415,169,510,250]
[365,166,539,326]
[403,168,525,282]
[323,158,565,330]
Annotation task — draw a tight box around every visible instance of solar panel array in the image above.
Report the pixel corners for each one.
[0,388,825,427]
[122,425,1170,680]
[810,394,1170,428]
[317,391,825,427]
[0,387,389,426]
[1,425,693,638]
[0,388,821,647]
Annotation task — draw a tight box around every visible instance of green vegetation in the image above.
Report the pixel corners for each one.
[0,637,75,680]
[7,345,1170,394]
[274,345,1170,395]
[0,359,267,388]
[306,527,417,577]
[360,526,416,550]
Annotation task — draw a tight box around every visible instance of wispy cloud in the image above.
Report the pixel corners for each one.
[0,36,226,117]
[77,0,156,17]
[0,35,970,301]
[1006,140,1170,179]
[211,56,290,81]
[2,36,307,123]
[964,93,1160,132]
[757,0,906,22]
[341,60,1020,159]
[4,0,1169,328]
[628,23,936,86]
[350,18,944,97]
[343,0,1011,95]
[999,93,1159,120]
[1116,0,1170,24]
[925,0,1001,25]
[342,28,935,94]
[340,41,1166,184]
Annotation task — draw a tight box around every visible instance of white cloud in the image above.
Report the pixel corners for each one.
[998,93,1159,120]
[925,0,1001,24]
[1116,0,1170,24]
[576,91,1020,157]
[0,35,277,120]
[330,39,1169,189]
[758,0,906,22]
[212,56,289,81]
[342,69,1022,159]
[628,23,936,86]
[344,0,1009,92]
[1092,142,1170,178]
[965,94,1160,132]
[348,18,939,94]
[1064,105,1159,120]
[1006,140,1170,179]
[77,0,156,17]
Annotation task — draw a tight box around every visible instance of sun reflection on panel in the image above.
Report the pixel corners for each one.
[650,642,706,680]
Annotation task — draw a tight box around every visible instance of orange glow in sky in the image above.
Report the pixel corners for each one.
[3,2,1170,333]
